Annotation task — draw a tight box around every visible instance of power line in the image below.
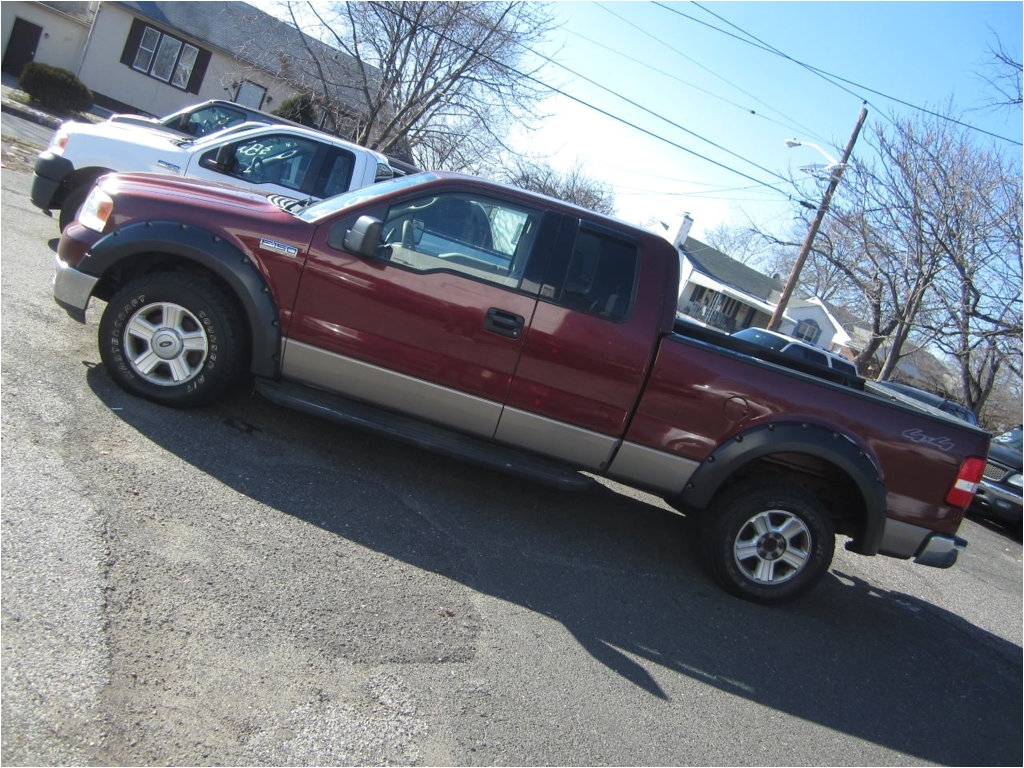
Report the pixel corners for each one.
[530,46,793,186]
[670,1,1022,147]
[371,2,805,204]
[520,69,796,198]
[592,1,832,147]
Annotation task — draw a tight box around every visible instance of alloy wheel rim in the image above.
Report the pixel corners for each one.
[733,509,811,585]
[123,301,209,386]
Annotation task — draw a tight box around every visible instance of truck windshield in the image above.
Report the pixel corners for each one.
[993,426,1023,451]
[732,328,787,351]
[177,122,274,149]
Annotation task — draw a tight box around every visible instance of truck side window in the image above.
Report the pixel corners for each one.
[226,134,320,192]
[318,151,356,198]
[560,228,638,322]
[379,193,540,289]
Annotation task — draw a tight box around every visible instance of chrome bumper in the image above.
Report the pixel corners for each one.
[53,255,98,323]
[879,517,967,568]
[913,533,967,568]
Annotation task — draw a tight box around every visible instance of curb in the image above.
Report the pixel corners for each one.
[1,98,63,131]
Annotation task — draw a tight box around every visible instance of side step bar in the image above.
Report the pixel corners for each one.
[255,378,596,492]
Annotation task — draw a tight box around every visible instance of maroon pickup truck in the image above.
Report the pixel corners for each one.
[53,170,990,603]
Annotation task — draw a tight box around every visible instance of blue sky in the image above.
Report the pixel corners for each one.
[511,1,1023,237]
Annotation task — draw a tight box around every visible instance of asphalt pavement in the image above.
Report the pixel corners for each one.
[1,81,1021,767]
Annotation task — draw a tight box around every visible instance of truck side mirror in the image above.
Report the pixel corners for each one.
[200,144,235,173]
[340,215,385,259]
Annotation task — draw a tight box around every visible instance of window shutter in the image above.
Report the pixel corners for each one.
[120,17,145,66]
[186,48,211,94]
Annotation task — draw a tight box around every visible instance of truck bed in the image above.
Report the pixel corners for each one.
[672,318,864,389]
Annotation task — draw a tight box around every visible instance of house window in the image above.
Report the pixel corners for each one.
[718,295,739,317]
[150,35,181,81]
[132,27,160,72]
[794,318,821,344]
[121,19,209,94]
[171,44,199,88]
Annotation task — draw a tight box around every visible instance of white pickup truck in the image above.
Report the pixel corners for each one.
[30,118,397,230]
[105,98,291,138]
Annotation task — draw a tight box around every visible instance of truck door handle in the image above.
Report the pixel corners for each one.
[484,308,525,339]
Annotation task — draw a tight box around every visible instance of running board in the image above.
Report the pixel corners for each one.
[255,379,596,492]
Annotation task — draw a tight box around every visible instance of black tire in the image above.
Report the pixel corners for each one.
[699,481,835,605]
[58,182,91,232]
[98,273,246,408]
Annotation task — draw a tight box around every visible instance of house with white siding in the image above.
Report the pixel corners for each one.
[2,1,367,131]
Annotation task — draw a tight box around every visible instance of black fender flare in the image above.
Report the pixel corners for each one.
[83,220,281,379]
[676,421,887,556]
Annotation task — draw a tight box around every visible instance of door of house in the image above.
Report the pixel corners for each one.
[235,81,266,109]
[2,18,43,78]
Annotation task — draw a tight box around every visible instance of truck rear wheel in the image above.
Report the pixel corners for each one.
[98,274,245,408]
[700,481,835,604]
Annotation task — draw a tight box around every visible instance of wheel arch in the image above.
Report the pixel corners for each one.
[56,166,113,209]
[84,221,281,379]
[676,421,888,556]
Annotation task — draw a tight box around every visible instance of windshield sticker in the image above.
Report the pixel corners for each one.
[259,238,299,258]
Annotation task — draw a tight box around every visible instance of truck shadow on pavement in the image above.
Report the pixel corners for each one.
[88,372,1023,766]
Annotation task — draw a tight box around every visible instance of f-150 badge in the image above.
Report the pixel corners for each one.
[259,238,299,258]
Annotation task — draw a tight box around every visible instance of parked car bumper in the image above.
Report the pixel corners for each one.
[969,479,1023,525]
[31,151,73,211]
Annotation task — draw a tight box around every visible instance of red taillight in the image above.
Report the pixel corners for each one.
[945,457,986,508]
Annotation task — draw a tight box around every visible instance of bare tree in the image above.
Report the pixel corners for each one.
[502,159,615,214]
[702,222,773,268]
[755,222,863,308]
[805,112,1021,410]
[919,159,1023,415]
[753,106,1021,413]
[980,35,1023,110]
[825,135,948,378]
[262,1,554,169]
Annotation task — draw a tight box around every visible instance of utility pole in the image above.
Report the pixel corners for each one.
[768,105,868,331]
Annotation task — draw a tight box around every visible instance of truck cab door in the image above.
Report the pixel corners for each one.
[495,219,670,471]
[284,191,553,439]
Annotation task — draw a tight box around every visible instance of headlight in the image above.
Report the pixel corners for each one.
[1006,472,1023,490]
[50,128,69,152]
[77,187,114,233]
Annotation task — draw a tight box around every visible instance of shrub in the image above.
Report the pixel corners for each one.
[273,93,318,128]
[19,62,93,113]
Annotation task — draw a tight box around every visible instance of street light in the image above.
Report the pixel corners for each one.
[784,138,839,163]
[784,138,844,180]
[767,106,868,332]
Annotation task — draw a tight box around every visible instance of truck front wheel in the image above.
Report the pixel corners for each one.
[98,274,245,408]
[700,481,835,604]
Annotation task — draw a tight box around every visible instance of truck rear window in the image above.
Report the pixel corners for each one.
[559,228,638,322]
